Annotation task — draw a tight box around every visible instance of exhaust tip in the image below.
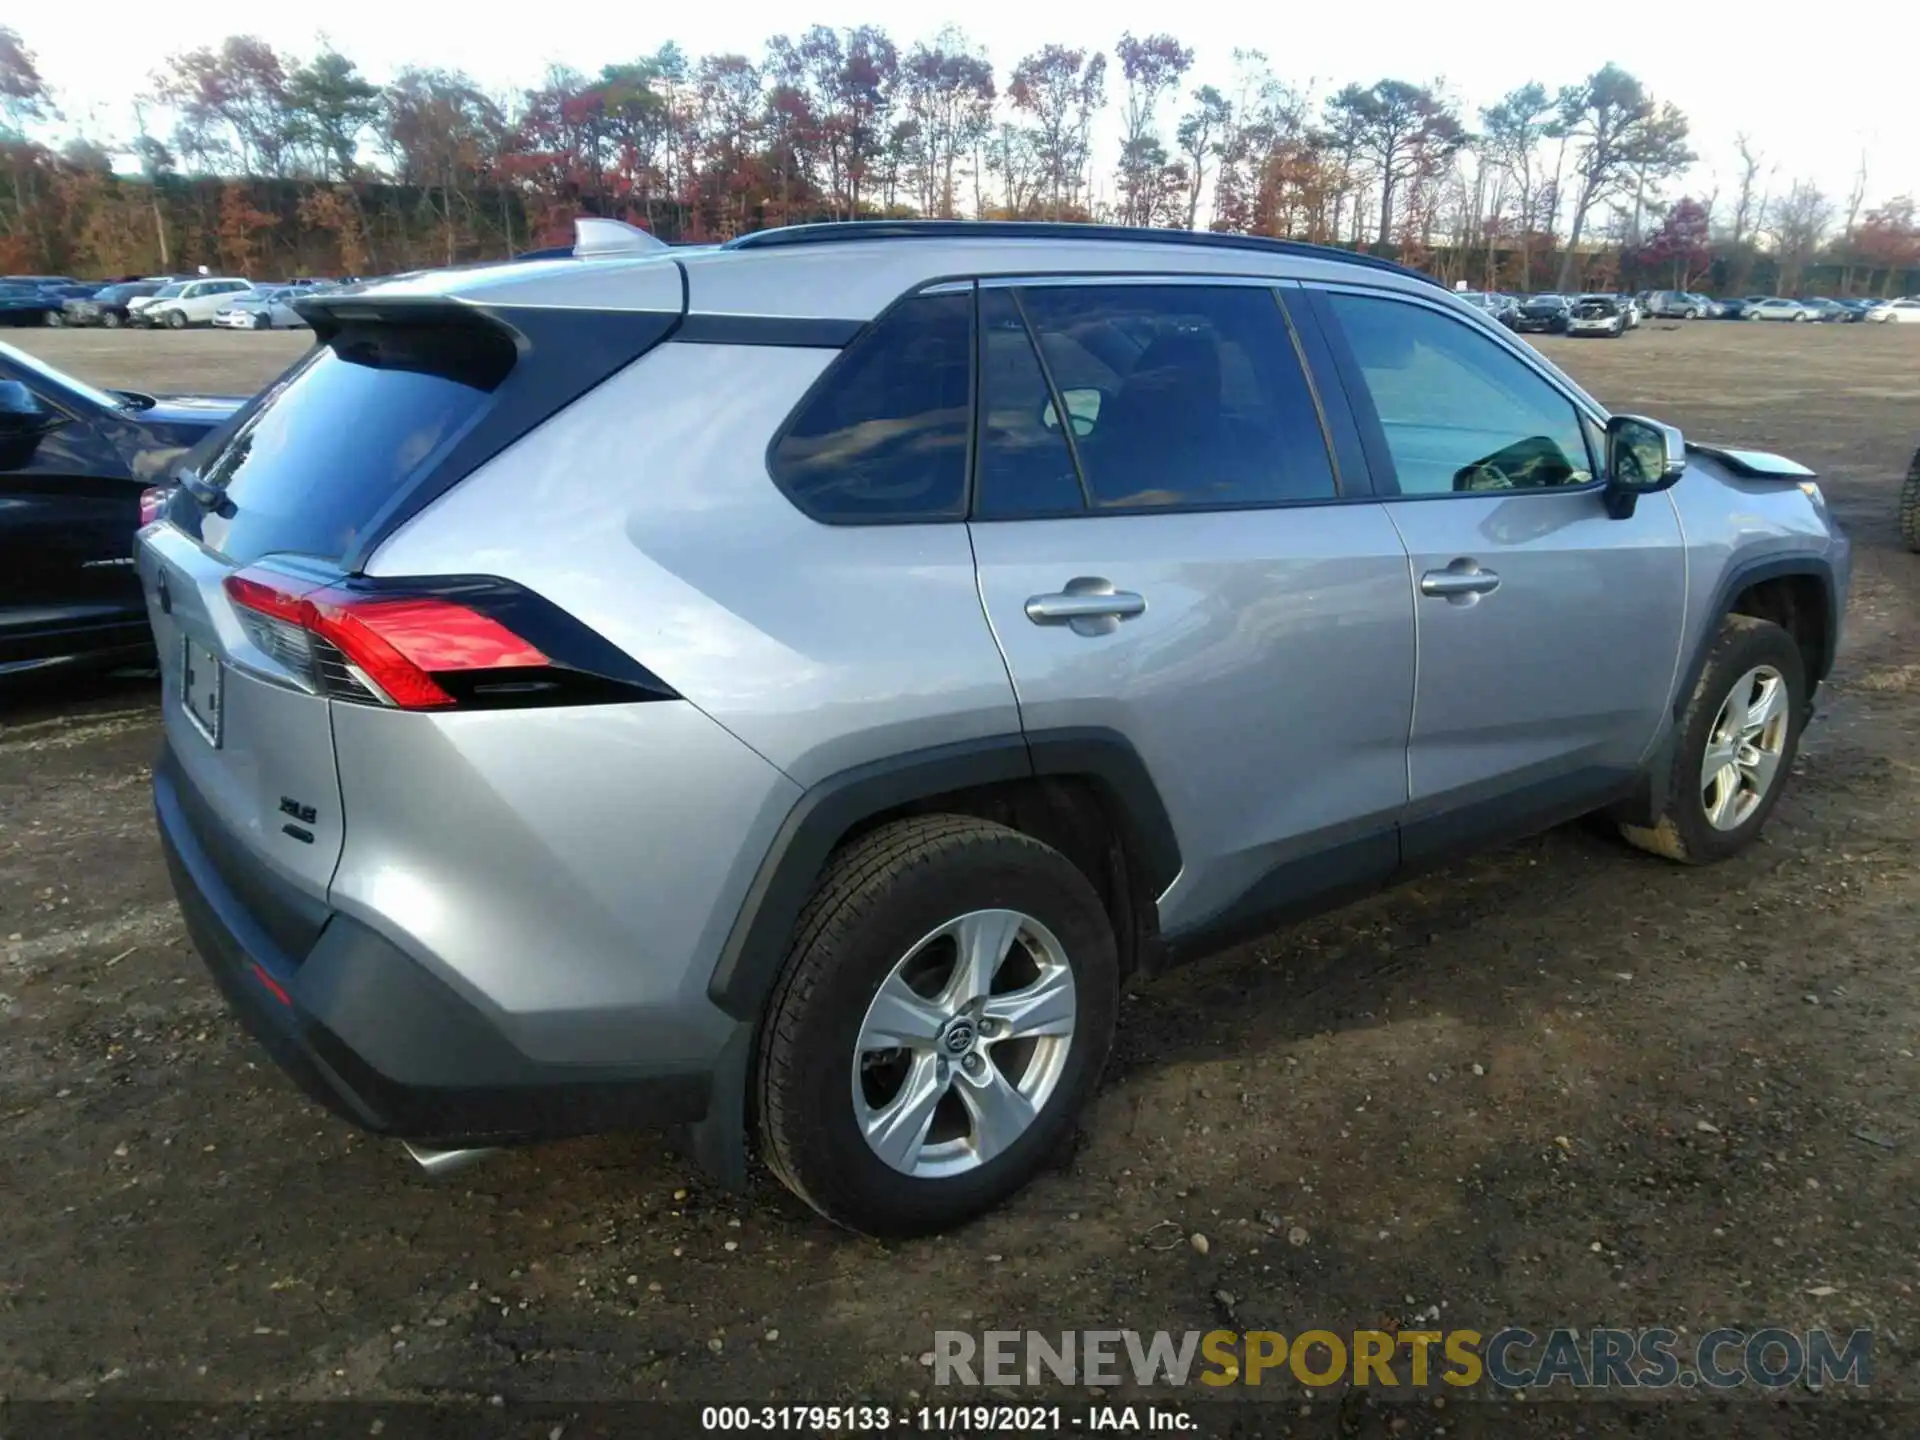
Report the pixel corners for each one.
[401,1140,499,1177]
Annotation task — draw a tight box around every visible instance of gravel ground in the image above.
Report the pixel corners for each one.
[1,320,1916,1433]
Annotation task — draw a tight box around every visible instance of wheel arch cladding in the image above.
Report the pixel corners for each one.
[1680,554,1838,716]
[704,729,1182,1023]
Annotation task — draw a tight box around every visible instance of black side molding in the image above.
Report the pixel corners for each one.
[705,728,1182,1021]
[675,314,863,348]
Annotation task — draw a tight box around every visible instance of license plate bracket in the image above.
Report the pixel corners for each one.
[181,635,224,748]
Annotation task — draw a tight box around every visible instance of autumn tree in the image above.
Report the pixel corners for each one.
[382,67,504,263]
[1323,79,1465,250]
[900,29,994,219]
[1008,44,1107,220]
[1549,65,1692,291]
[154,37,295,176]
[215,180,277,272]
[1113,33,1192,226]
[1637,196,1710,287]
[1850,196,1919,293]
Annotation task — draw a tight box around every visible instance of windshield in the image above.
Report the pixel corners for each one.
[152,283,187,299]
[0,340,129,411]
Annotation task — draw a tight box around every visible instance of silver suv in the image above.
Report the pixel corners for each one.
[139,220,1851,1236]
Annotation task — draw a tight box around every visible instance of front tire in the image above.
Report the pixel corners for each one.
[1684,308,1699,319]
[165,309,188,330]
[1619,614,1807,864]
[757,815,1119,1237]
[101,311,121,329]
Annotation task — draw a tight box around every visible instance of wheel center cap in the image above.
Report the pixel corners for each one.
[942,1019,977,1055]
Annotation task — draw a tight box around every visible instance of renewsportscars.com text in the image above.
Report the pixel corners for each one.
[933,1327,1872,1391]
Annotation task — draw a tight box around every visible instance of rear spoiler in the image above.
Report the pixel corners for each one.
[1685,444,1818,481]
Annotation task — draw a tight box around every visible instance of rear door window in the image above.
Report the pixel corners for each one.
[976,282,1337,516]
[768,291,972,522]
[192,321,516,564]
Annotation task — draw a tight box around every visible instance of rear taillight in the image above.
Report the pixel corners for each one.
[139,486,167,526]
[222,566,676,711]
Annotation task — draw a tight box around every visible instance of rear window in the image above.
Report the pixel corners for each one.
[193,322,515,564]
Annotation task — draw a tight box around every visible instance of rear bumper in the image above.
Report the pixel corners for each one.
[154,740,721,1150]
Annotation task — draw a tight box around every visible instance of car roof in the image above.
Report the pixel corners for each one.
[345,221,1448,325]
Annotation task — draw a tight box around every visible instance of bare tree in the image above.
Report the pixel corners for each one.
[1479,82,1552,290]
[1769,180,1832,295]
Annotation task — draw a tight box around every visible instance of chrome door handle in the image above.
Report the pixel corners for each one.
[1419,560,1501,601]
[1025,577,1146,636]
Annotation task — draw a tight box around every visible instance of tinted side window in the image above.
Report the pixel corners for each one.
[1006,284,1336,511]
[769,291,972,522]
[974,289,1086,519]
[1323,291,1594,496]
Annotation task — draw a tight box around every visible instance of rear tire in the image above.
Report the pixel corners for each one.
[756,814,1119,1237]
[1619,614,1807,864]
[1900,445,1920,555]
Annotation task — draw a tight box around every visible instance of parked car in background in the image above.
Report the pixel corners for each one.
[1866,298,1920,324]
[1510,293,1572,333]
[135,217,1850,1237]
[1794,298,1848,323]
[1831,299,1877,322]
[1568,294,1629,337]
[1616,295,1642,328]
[136,278,255,329]
[1739,298,1814,322]
[0,341,246,679]
[1458,291,1516,323]
[212,287,314,330]
[1647,290,1711,319]
[0,283,68,327]
[59,280,168,328]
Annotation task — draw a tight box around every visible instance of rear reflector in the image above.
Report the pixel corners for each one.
[221,567,672,711]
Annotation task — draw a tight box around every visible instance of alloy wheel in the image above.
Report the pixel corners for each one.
[852,908,1077,1178]
[1701,664,1790,831]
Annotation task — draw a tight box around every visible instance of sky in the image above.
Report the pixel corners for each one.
[18,0,1919,221]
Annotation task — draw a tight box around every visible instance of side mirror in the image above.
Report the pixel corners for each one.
[1603,413,1685,519]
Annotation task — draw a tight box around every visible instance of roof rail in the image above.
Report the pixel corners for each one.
[721,220,1439,287]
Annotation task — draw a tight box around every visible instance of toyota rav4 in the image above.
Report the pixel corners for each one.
[139,220,1851,1237]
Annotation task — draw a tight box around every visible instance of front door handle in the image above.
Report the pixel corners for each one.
[1419,559,1501,602]
[1025,577,1147,637]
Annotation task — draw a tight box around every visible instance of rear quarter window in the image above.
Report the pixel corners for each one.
[767,291,972,523]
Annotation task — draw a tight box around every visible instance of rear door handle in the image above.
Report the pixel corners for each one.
[1025,577,1146,636]
[1419,560,1501,601]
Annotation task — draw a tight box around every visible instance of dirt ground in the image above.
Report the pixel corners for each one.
[2,321,1916,1428]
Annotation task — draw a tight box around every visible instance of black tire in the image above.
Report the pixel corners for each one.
[756,814,1119,1237]
[252,313,270,330]
[165,309,188,330]
[1899,445,1920,555]
[1619,614,1808,864]
[101,311,121,329]
[1684,308,1699,319]
[44,310,64,327]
